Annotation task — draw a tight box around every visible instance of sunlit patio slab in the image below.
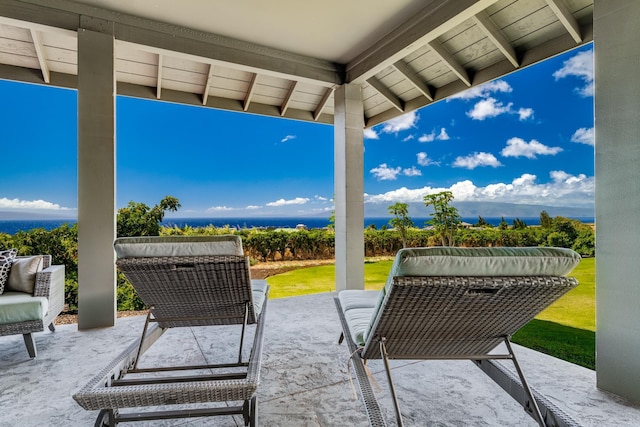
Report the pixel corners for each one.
[1,292,639,426]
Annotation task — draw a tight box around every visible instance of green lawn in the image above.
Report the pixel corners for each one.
[266,257,596,369]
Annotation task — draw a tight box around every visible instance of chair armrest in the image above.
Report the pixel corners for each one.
[33,264,66,324]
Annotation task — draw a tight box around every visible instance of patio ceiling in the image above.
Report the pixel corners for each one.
[0,0,592,128]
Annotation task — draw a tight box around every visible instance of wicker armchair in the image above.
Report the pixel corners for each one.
[335,247,581,427]
[0,255,65,358]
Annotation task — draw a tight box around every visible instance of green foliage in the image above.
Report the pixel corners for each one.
[498,217,509,230]
[540,210,553,228]
[388,202,413,248]
[116,272,146,311]
[423,191,461,246]
[473,216,491,227]
[512,218,527,229]
[117,196,181,237]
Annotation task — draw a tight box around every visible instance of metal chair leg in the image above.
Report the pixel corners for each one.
[504,338,545,426]
[380,338,404,427]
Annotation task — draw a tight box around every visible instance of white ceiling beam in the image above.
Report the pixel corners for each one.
[156,53,163,99]
[314,87,334,121]
[280,81,298,116]
[347,0,500,83]
[244,73,258,111]
[429,39,471,87]
[472,11,518,68]
[392,60,433,101]
[545,0,582,44]
[5,0,343,87]
[366,76,404,112]
[29,28,50,83]
[202,64,214,105]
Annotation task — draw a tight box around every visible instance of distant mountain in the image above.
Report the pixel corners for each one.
[363,201,594,219]
[0,211,76,220]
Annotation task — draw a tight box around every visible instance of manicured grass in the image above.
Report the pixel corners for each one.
[266,257,596,369]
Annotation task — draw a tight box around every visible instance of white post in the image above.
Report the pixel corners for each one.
[595,0,640,401]
[77,26,117,329]
[334,84,365,292]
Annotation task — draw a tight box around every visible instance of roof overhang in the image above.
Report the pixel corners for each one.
[0,0,593,127]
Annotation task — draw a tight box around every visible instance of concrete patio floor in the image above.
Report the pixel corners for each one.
[1,292,639,426]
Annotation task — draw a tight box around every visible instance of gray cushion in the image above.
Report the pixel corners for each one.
[342,307,376,347]
[7,256,43,294]
[0,292,49,324]
[114,235,244,258]
[338,290,379,311]
[0,249,18,294]
[251,280,269,316]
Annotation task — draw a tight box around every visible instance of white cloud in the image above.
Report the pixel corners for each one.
[553,49,594,97]
[0,197,72,210]
[571,127,595,146]
[467,98,513,120]
[381,111,418,133]
[437,128,450,140]
[280,135,296,143]
[315,195,328,201]
[245,205,261,210]
[403,166,422,177]
[370,163,402,180]
[453,152,502,169]
[402,134,415,142]
[266,197,310,207]
[518,108,534,121]
[365,171,594,207]
[207,205,235,212]
[418,132,435,142]
[417,152,438,166]
[364,128,379,139]
[449,80,513,100]
[501,137,563,159]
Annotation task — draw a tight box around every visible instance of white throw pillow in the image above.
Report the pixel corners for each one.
[7,255,44,294]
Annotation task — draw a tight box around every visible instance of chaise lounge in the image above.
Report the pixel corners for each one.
[335,246,582,427]
[73,235,269,426]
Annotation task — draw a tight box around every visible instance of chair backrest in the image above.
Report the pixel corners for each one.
[114,235,256,327]
[361,247,581,359]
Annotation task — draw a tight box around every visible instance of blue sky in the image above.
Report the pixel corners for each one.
[0,44,594,218]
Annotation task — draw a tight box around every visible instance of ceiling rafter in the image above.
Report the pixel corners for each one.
[244,72,258,111]
[202,63,213,105]
[367,76,404,112]
[29,28,49,83]
[314,87,334,121]
[545,0,582,44]
[156,53,163,99]
[472,11,518,68]
[429,39,471,87]
[392,60,433,101]
[347,0,500,83]
[280,81,297,117]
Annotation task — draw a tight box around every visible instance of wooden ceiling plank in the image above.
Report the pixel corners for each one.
[428,39,471,87]
[156,53,163,99]
[392,60,433,101]
[280,81,298,116]
[244,72,258,111]
[29,28,49,83]
[366,76,404,112]
[473,11,519,68]
[313,87,334,121]
[202,63,213,105]
[347,0,500,83]
[545,0,582,44]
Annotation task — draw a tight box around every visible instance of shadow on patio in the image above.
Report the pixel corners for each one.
[1,292,638,426]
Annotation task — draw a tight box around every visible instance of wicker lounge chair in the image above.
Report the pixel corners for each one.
[73,235,269,426]
[335,247,582,427]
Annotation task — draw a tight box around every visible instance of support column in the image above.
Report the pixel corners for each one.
[77,26,117,329]
[334,84,365,291]
[595,0,640,401]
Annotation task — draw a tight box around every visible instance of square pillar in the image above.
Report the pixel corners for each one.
[77,27,117,329]
[594,0,640,401]
[334,84,365,291]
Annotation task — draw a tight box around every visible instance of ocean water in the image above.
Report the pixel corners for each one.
[0,216,594,235]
